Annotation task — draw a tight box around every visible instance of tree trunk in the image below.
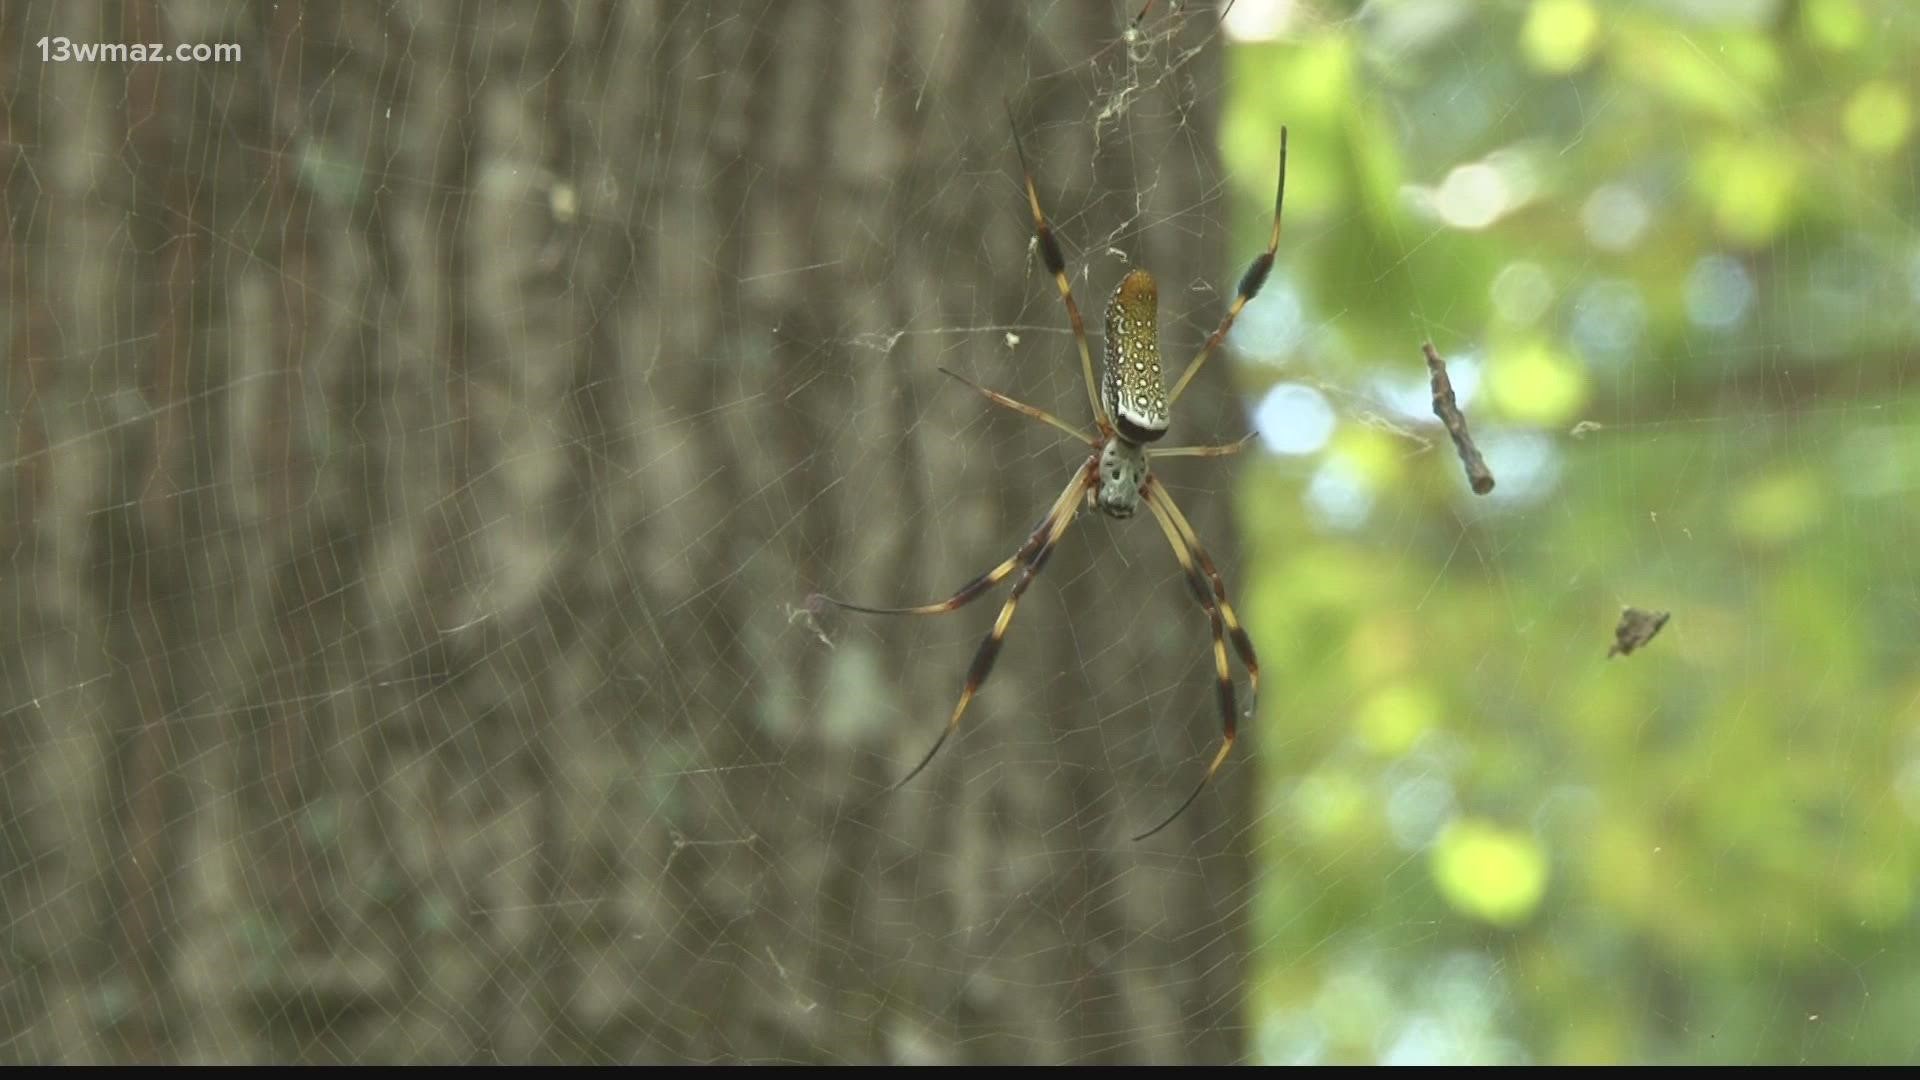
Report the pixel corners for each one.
[1,0,1249,1063]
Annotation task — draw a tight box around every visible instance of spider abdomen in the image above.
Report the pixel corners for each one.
[1102,269,1168,444]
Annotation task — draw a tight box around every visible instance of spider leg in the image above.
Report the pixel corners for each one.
[1007,104,1110,434]
[938,367,1097,446]
[811,466,1088,617]
[1147,432,1258,460]
[1132,480,1249,841]
[1167,127,1288,407]
[892,463,1094,790]
[1146,476,1258,705]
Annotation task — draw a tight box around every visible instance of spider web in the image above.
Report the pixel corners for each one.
[4,0,1919,1065]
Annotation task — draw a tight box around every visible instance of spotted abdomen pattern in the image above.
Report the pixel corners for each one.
[1102,269,1167,444]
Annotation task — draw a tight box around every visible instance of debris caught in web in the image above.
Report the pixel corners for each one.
[792,599,836,650]
[1423,341,1495,495]
[1607,607,1670,658]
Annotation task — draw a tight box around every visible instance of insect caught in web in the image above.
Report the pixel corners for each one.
[813,109,1287,840]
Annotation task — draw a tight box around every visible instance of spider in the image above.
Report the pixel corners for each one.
[815,111,1286,840]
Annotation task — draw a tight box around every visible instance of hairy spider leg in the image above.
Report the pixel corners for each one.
[890,462,1095,790]
[936,367,1097,446]
[811,463,1089,619]
[1133,481,1242,840]
[1007,104,1110,435]
[1147,475,1258,707]
[1167,127,1289,407]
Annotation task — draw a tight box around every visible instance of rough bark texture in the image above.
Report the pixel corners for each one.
[1,1,1250,1063]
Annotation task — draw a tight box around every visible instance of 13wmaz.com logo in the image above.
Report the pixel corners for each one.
[37,37,242,63]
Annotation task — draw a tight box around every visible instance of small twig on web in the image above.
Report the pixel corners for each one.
[1607,607,1670,659]
[1423,341,1495,495]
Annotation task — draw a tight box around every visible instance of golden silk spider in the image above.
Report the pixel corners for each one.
[815,110,1286,840]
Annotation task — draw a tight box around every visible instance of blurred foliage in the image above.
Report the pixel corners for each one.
[1223,0,1920,1064]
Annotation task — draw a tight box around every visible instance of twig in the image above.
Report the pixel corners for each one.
[1423,341,1495,495]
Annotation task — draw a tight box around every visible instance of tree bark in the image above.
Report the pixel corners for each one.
[0,0,1249,1063]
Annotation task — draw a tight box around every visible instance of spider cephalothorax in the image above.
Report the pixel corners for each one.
[813,113,1287,841]
[1096,435,1149,519]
